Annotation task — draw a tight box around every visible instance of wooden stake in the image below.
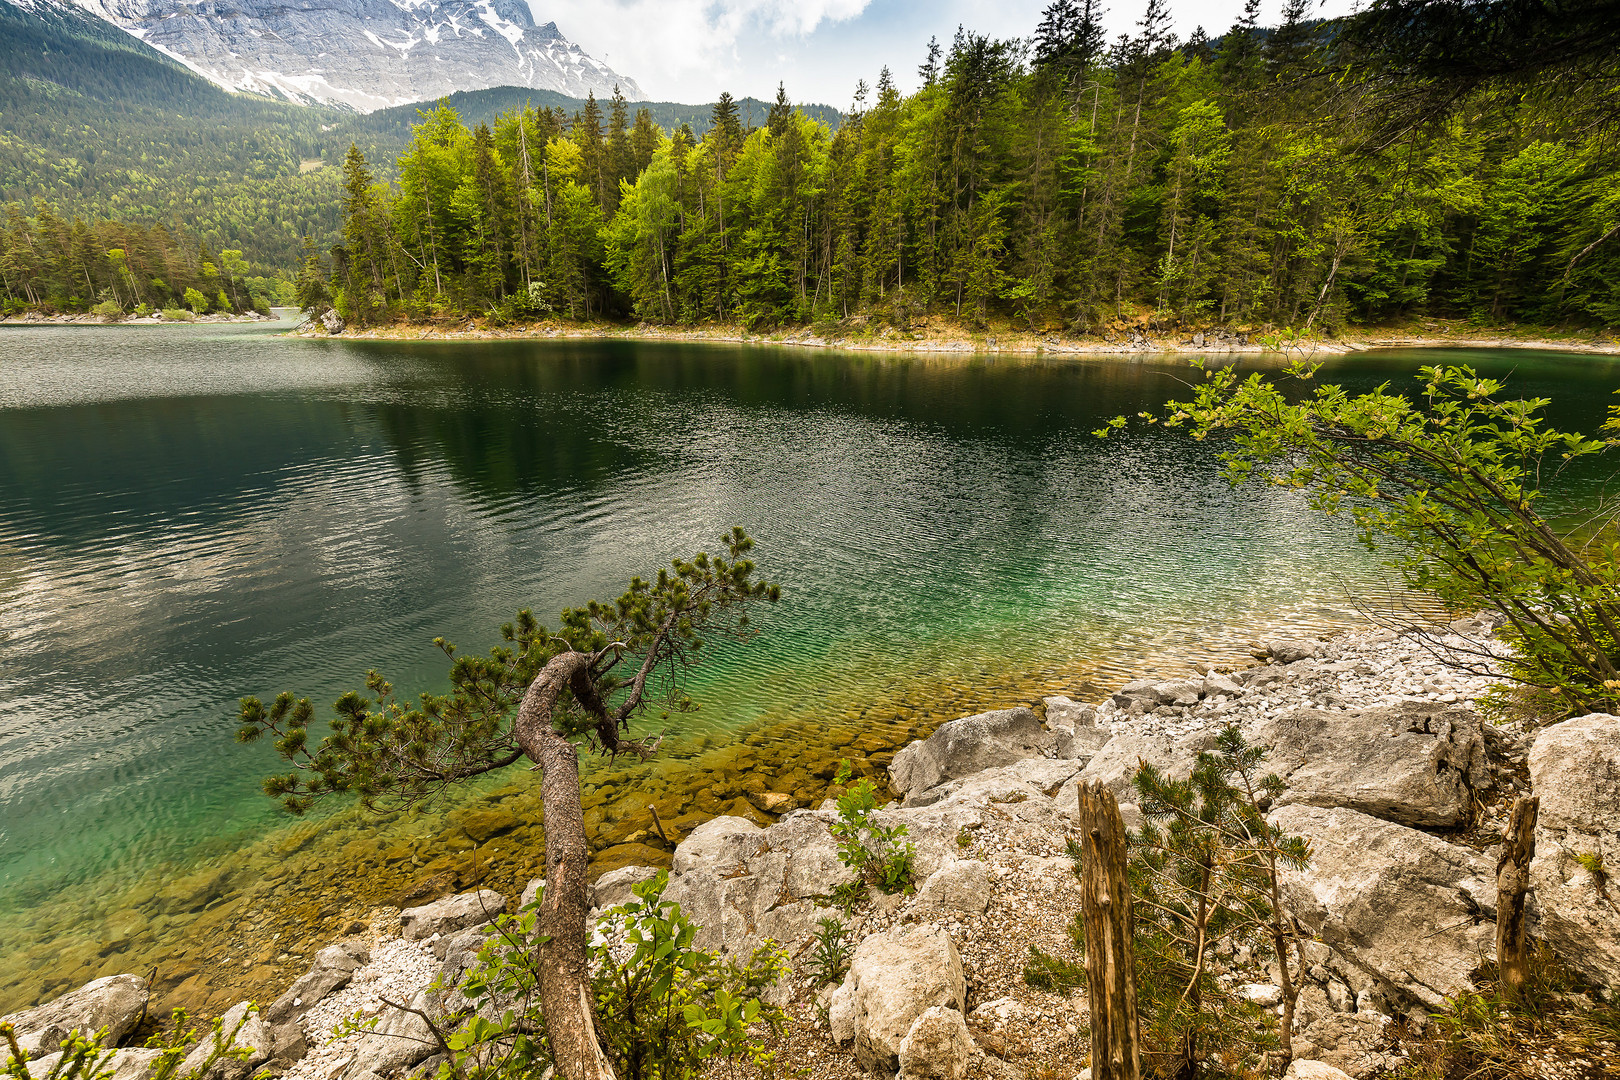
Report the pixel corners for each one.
[1078,780,1141,1080]
[1495,795,1538,1002]
[649,803,672,848]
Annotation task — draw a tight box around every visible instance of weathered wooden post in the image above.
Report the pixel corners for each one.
[1078,779,1141,1080]
[1495,795,1538,1001]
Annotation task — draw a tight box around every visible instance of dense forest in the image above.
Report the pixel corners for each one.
[0,205,277,316]
[305,0,1620,335]
[0,0,827,281]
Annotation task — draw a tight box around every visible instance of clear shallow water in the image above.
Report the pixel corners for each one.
[2,320,1617,1009]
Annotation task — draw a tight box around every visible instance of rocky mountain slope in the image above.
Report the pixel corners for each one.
[55,0,642,111]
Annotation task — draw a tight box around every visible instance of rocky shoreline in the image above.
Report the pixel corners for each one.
[7,616,1618,1080]
[288,313,1620,359]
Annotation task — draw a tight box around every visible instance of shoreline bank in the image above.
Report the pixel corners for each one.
[0,600,1389,1021]
[287,316,1620,358]
[14,612,1615,1080]
[0,312,275,326]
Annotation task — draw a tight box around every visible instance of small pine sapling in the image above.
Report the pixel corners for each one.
[1129,726,1311,1079]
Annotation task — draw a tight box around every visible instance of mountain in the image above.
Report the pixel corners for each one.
[0,0,343,270]
[345,86,844,144]
[65,0,643,112]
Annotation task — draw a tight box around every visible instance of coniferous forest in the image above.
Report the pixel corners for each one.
[300,0,1620,335]
[5,0,1618,331]
[0,207,277,317]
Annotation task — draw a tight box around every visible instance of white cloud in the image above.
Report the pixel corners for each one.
[532,0,874,101]
[537,0,1360,108]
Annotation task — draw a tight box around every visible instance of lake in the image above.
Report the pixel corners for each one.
[1,315,1615,1011]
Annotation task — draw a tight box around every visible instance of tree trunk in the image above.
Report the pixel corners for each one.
[1495,795,1538,1002]
[514,652,619,1080]
[1078,780,1141,1080]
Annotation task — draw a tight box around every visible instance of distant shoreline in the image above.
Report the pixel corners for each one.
[0,311,276,326]
[286,317,1620,358]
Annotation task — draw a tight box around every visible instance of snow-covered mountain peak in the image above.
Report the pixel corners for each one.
[60,0,644,111]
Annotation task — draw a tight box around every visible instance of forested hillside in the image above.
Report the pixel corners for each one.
[310,0,1620,335]
[0,0,342,272]
[350,89,839,148]
[0,1,833,279]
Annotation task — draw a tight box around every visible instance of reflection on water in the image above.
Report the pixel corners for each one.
[1,323,1617,1012]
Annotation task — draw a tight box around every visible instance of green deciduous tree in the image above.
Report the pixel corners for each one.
[1109,362,1620,716]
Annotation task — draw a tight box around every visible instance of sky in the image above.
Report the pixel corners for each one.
[532,0,1360,108]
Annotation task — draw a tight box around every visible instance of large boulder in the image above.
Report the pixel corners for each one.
[906,758,1085,809]
[1528,712,1620,989]
[889,708,1054,804]
[108,1049,164,1080]
[671,816,766,875]
[1285,1063,1355,1080]
[178,1002,269,1080]
[1287,941,1402,1078]
[828,925,967,1075]
[913,859,991,917]
[898,1005,974,1080]
[662,866,820,969]
[1055,729,1219,825]
[1042,697,1111,760]
[345,991,438,1078]
[1,974,149,1060]
[27,1048,164,1080]
[764,811,856,899]
[590,865,663,913]
[263,937,369,1024]
[1270,805,1495,1008]
[1252,704,1489,828]
[400,890,505,941]
[662,812,843,968]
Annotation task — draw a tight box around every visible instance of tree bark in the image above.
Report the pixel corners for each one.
[1078,780,1141,1080]
[1495,795,1538,1002]
[513,651,619,1080]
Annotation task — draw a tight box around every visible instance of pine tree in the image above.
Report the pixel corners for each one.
[294,234,330,314]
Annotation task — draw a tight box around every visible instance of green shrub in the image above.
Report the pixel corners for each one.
[90,300,123,320]
[160,307,194,322]
[830,760,915,894]
[183,287,208,314]
[1112,362,1620,718]
[1023,940,1088,992]
[1397,947,1620,1080]
[807,916,853,986]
